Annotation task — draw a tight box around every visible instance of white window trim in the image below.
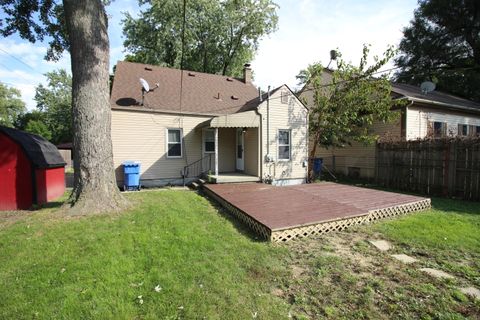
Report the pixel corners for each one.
[203,128,215,154]
[166,128,183,159]
[277,129,291,161]
[458,124,468,136]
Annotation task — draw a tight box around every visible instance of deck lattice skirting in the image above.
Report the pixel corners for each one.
[204,187,431,243]
[271,198,431,242]
[203,187,271,240]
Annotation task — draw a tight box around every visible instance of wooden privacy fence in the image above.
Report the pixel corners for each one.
[376,138,480,200]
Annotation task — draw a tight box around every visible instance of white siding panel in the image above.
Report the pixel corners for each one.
[313,116,401,178]
[406,105,480,139]
[258,86,308,181]
[111,109,211,182]
[218,128,236,172]
[244,128,258,176]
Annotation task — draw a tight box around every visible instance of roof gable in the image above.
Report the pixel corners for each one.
[110,61,260,115]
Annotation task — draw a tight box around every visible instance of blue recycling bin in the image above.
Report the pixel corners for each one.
[123,161,141,191]
[313,158,323,177]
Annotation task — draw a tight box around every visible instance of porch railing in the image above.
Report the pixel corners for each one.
[182,154,213,186]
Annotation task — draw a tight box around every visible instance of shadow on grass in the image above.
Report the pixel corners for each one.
[430,197,480,216]
[199,190,268,243]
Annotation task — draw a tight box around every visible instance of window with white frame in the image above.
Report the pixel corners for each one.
[278,129,291,160]
[167,128,182,158]
[433,121,445,138]
[458,124,468,136]
[204,129,215,153]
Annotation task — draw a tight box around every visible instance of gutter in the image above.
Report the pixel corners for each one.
[112,106,226,117]
[406,97,480,115]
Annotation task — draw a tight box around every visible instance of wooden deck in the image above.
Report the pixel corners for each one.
[203,182,431,242]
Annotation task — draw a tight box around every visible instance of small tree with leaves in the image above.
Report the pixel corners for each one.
[298,45,401,178]
[0,82,25,127]
[35,69,73,144]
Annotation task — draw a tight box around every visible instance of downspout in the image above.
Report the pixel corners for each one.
[256,89,263,181]
[266,85,271,156]
[255,107,262,181]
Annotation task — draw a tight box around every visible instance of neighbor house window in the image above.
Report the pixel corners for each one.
[458,124,468,136]
[433,121,445,138]
[278,129,291,160]
[204,129,215,153]
[476,126,480,136]
[167,128,182,158]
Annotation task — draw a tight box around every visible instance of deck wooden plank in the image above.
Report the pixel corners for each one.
[204,182,428,231]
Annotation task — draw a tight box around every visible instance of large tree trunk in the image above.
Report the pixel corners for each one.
[63,0,127,214]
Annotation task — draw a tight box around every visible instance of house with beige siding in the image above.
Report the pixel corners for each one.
[300,77,480,179]
[110,61,308,187]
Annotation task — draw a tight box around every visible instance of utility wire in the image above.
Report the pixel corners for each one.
[0,62,35,84]
[0,47,43,75]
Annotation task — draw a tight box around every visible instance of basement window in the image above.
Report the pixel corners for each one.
[167,128,182,158]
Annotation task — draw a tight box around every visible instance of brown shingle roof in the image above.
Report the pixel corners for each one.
[391,83,480,113]
[110,61,261,115]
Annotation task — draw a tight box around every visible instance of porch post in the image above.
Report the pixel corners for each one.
[214,128,219,177]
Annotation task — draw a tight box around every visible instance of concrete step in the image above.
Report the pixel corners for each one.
[198,178,207,185]
[190,181,200,190]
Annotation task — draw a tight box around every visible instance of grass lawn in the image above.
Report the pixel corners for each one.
[0,189,479,319]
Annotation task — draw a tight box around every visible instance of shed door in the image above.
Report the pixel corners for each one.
[236,128,244,171]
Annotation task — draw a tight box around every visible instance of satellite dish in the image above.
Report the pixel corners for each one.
[420,81,436,94]
[139,78,150,92]
[330,50,338,61]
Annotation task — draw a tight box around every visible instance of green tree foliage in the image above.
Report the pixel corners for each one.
[298,45,401,163]
[34,69,73,144]
[122,0,278,76]
[0,82,26,127]
[395,0,480,102]
[14,110,45,130]
[25,119,52,140]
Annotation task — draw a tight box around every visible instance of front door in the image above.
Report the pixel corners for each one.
[236,128,244,171]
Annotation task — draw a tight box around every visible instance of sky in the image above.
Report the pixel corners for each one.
[0,0,418,110]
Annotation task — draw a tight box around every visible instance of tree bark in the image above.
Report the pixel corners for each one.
[63,0,128,214]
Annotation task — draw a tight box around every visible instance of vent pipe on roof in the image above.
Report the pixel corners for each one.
[243,63,252,84]
[259,87,262,102]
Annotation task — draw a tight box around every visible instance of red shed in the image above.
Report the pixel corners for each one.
[0,126,66,210]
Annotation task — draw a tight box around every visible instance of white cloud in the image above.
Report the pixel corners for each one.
[251,0,417,91]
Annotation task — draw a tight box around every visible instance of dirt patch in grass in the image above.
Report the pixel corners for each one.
[0,210,36,229]
[280,228,480,319]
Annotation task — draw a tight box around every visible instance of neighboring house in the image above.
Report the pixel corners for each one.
[300,78,480,179]
[56,142,73,168]
[110,61,309,187]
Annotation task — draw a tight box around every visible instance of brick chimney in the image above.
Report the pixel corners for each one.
[243,63,252,84]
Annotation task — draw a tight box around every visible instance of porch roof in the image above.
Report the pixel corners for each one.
[198,110,260,128]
